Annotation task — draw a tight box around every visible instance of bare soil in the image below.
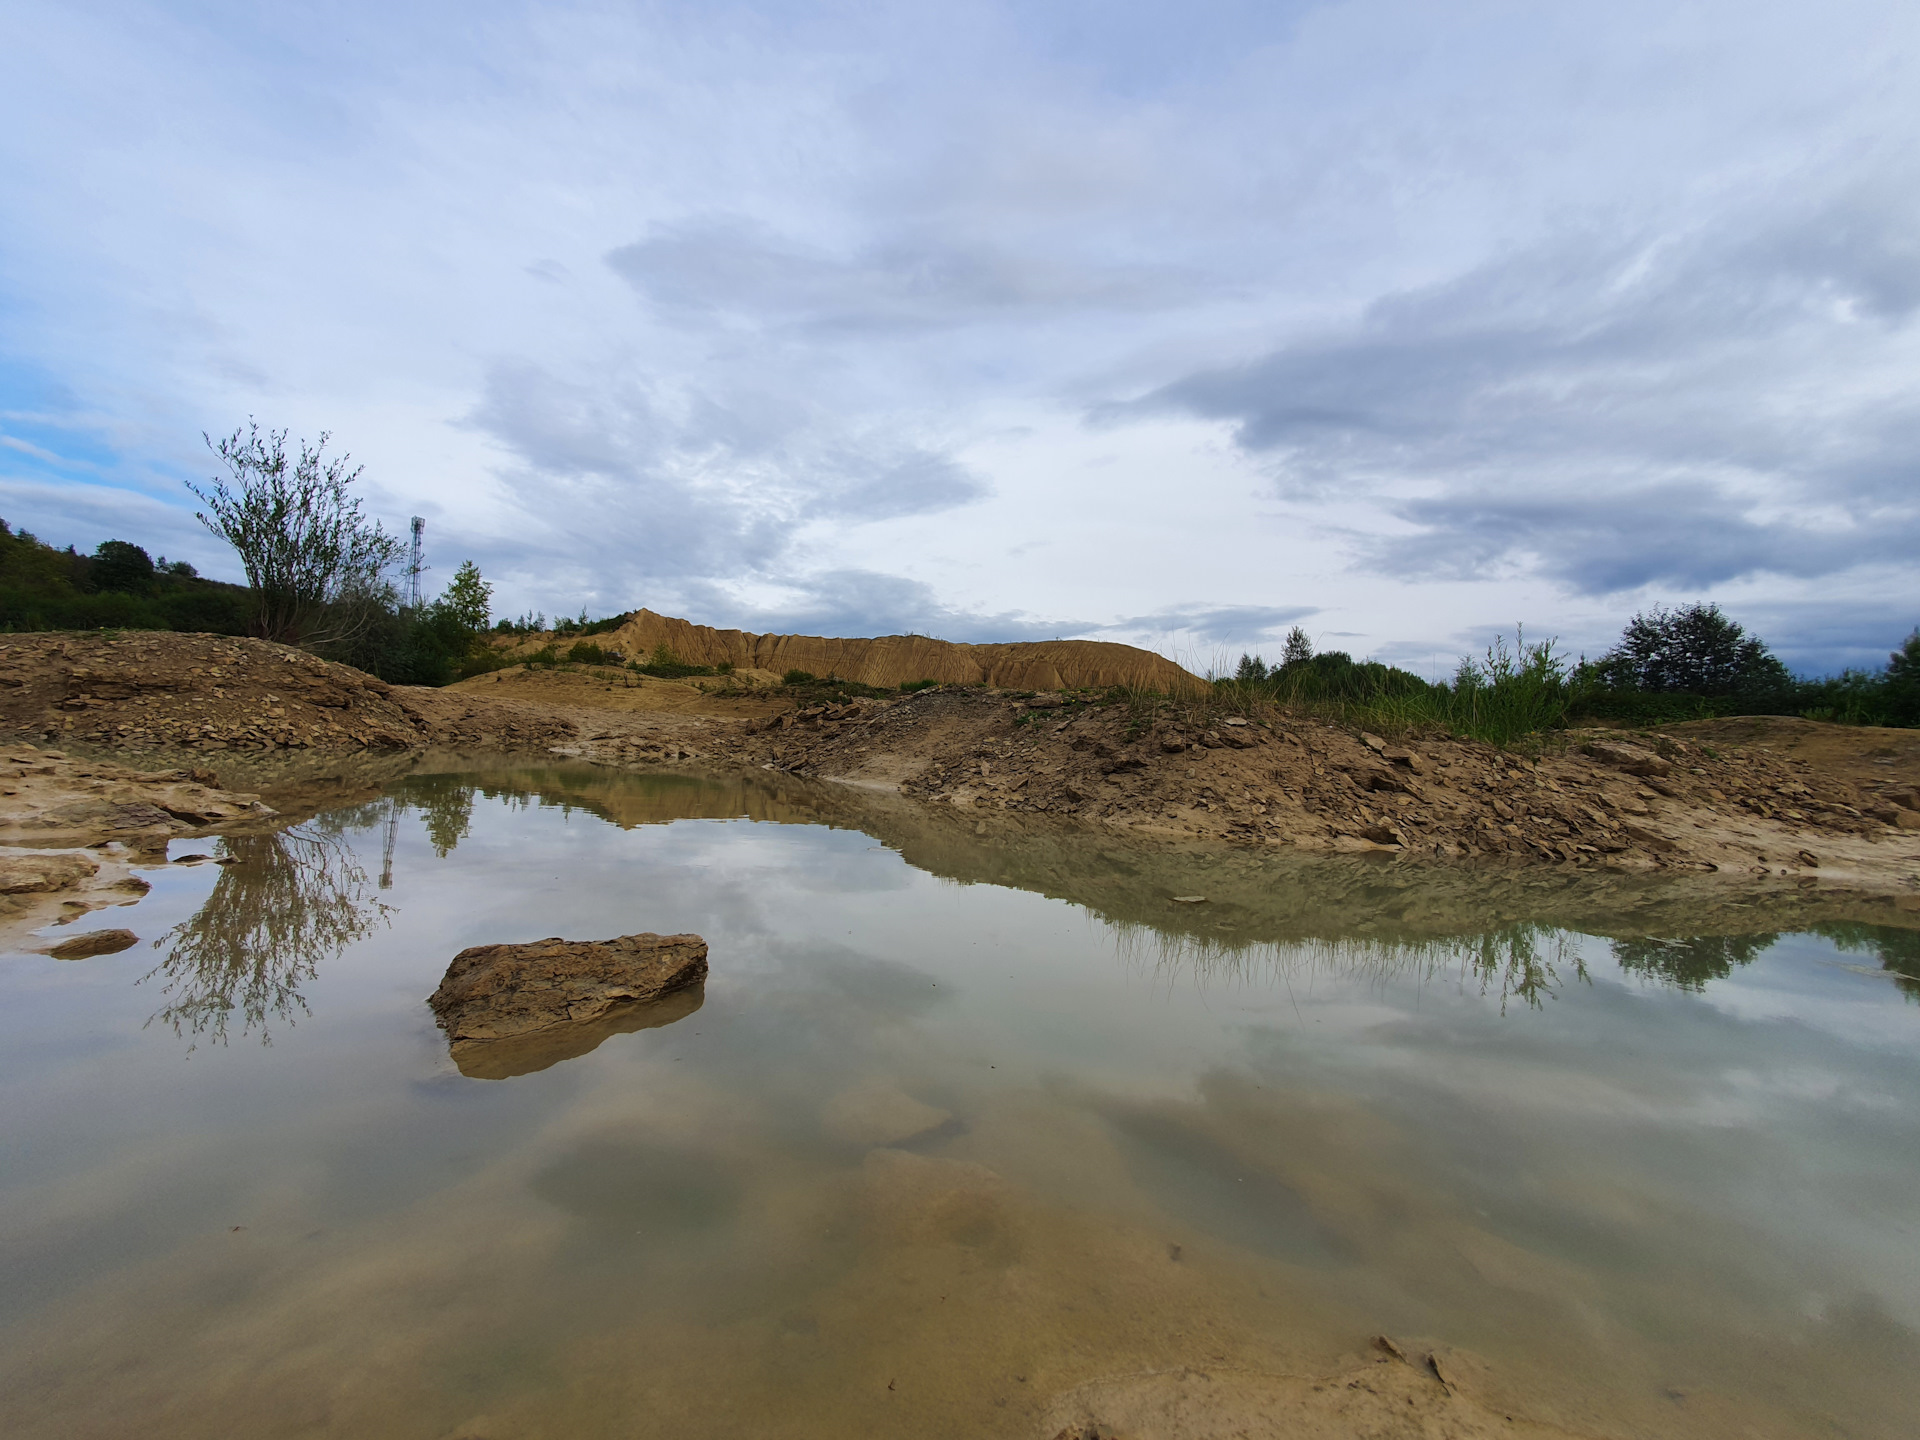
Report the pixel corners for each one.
[3,632,1918,901]
[713,686,1920,891]
[0,740,286,949]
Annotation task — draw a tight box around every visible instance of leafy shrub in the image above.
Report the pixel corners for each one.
[630,643,716,678]
[899,678,939,692]
[783,669,816,685]
[567,640,609,665]
[577,611,633,636]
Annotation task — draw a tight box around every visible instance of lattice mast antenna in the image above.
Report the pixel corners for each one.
[406,517,425,611]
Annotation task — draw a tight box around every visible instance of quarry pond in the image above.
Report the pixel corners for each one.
[4,763,1920,1439]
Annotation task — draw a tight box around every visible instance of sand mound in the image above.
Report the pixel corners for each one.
[598,610,1205,694]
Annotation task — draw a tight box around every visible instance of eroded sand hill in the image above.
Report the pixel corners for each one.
[556,608,1209,693]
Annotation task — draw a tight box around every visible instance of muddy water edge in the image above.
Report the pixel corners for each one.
[3,756,1919,1440]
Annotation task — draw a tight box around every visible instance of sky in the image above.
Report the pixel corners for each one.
[2,0,1918,677]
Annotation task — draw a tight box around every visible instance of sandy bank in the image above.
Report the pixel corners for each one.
[4,631,1919,899]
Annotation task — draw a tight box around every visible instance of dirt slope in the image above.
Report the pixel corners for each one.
[699,687,1920,888]
[5,632,1919,895]
[0,632,577,753]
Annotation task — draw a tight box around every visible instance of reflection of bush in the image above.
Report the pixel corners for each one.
[393,774,476,857]
[1816,923,1920,1003]
[1610,934,1777,992]
[1116,921,1588,1011]
[143,828,389,1047]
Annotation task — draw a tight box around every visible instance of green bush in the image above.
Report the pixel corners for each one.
[629,643,716,678]
[899,678,939,692]
[576,611,633,636]
[783,668,816,685]
[0,522,252,636]
[567,640,609,665]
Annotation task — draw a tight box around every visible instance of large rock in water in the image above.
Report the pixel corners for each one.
[427,932,708,1068]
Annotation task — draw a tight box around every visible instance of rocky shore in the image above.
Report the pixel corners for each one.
[715,686,1920,889]
[3,631,1918,900]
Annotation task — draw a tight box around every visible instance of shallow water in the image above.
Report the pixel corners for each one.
[3,764,1919,1439]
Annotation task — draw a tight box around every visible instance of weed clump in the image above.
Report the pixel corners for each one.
[630,643,718,678]
[899,678,938,692]
[779,671,894,703]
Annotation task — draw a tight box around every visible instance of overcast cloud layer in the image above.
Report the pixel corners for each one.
[2,0,1917,674]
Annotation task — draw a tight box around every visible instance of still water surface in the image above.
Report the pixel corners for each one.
[3,765,1919,1438]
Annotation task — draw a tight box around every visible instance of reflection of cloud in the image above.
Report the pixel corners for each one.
[1116,921,1590,1012]
[142,826,389,1048]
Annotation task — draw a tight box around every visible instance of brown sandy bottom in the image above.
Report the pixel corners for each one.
[5,765,1918,1440]
[5,1059,1911,1440]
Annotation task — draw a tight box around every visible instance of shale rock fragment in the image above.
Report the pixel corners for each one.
[427,931,708,1048]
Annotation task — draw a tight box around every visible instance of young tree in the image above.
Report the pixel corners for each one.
[434,560,492,634]
[1595,603,1790,696]
[1885,628,1920,726]
[190,421,402,645]
[1281,625,1314,668]
[1235,652,1269,682]
[91,540,155,593]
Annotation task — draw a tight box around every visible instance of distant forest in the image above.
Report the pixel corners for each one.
[1,521,252,635]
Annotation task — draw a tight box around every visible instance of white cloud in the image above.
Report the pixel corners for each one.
[1,0,1916,661]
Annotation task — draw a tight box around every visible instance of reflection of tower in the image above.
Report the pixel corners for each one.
[380,801,399,889]
[406,516,425,611]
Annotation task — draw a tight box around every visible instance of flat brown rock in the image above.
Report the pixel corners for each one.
[0,851,99,894]
[42,927,139,960]
[427,931,708,1046]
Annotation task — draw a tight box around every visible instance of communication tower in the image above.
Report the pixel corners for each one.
[406,516,425,610]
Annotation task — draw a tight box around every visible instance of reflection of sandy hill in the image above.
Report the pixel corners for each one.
[601,609,1204,693]
[398,760,1920,952]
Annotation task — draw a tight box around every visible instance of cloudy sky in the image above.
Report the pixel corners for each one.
[3,0,1917,675]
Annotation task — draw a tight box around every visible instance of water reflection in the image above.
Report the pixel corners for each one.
[1116,920,1591,1010]
[142,822,391,1048]
[1613,926,1920,1000]
[132,762,1920,1070]
[362,764,1920,1016]
[1819,922,1920,1001]
[1611,933,1777,992]
[449,984,704,1080]
[400,773,476,858]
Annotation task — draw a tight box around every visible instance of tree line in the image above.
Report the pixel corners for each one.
[1230,607,1920,737]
